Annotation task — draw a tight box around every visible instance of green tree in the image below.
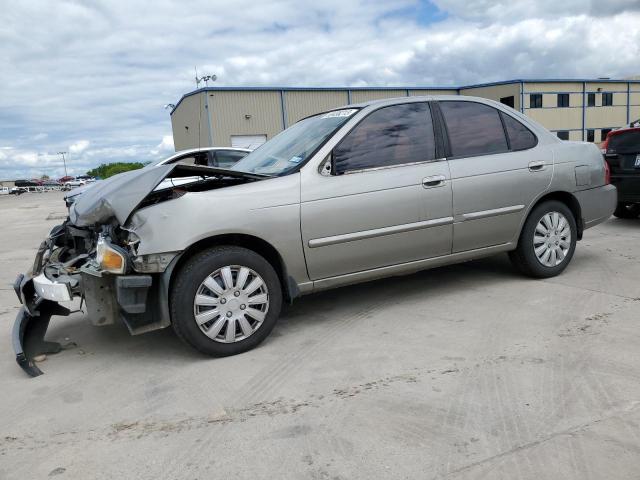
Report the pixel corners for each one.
[86,162,145,179]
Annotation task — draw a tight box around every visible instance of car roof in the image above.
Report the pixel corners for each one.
[345,94,493,109]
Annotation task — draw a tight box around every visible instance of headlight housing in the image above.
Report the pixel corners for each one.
[96,234,127,274]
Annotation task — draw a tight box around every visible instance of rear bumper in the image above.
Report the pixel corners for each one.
[611,175,640,204]
[575,184,617,229]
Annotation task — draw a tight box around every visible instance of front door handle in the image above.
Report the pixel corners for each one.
[422,175,446,188]
[528,161,546,171]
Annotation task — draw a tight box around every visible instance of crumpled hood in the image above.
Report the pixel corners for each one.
[64,181,100,202]
[68,164,266,227]
[70,164,174,227]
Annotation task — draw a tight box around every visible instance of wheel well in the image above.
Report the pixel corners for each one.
[170,234,295,302]
[531,191,583,240]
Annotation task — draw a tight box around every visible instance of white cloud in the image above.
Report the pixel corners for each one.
[150,135,174,156]
[0,0,639,179]
[69,140,90,154]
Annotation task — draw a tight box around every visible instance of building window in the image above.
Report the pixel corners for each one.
[586,129,595,142]
[530,94,543,109]
[602,93,613,106]
[587,93,596,107]
[601,128,612,141]
[557,94,569,108]
[500,96,515,108]
[557,131,570,140]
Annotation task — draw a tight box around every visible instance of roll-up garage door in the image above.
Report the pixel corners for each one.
[230,135,267,150]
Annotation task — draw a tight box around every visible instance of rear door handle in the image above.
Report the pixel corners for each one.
[422,175,446,188]
[528,161,546,171]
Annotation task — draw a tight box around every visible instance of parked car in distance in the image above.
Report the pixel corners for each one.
[14,179,42,188]
[601,125,640,218]
[64,178,87,188]
[14,96,616,375]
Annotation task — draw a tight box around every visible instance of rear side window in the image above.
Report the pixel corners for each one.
[172,152,208,166]
[501,113,537,150]
[439,101,508,157]
[333,102,435,174]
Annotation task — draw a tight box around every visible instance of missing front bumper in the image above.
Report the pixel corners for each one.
[12,269,167,377]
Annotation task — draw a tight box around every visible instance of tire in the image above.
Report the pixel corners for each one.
[509,200,577,278]
[170,246,282,356]
[613,203,640,219]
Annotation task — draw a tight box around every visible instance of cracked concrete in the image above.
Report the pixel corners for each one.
[1,191,640,479]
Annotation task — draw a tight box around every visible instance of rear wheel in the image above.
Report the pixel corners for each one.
[170,246,282,356]
[613,202,640,219]
[509,200,577,278]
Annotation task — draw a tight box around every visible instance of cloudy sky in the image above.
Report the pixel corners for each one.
[1,0,639,180]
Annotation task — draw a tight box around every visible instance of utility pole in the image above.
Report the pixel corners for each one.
[57,151,68,177]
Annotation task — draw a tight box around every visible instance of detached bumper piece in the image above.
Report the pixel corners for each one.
[12,269,165,377]
[12,301,70,377]
[12,273,71,377]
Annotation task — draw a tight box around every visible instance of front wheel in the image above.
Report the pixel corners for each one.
[509,201,577,278]
[170,246,282,356]
[613,203,640,219]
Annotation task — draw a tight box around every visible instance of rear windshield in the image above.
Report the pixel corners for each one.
[608,130,640,154]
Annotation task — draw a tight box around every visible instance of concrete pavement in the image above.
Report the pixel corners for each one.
[1,191,639,479]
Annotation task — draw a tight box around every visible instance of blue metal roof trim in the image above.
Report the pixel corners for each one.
[461,78,640,89]
[171,79,640,115]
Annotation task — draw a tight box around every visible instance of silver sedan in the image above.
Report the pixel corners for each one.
[13,95,616,375]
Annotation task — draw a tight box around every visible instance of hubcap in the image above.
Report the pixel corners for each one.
[533,212,571,267]
[193,265,269,343]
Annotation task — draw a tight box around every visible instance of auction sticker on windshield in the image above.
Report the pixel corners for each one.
[322,109,358,119]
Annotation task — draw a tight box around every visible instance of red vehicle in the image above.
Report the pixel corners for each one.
[601,124,640,218]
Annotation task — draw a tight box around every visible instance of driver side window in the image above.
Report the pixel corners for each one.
[333,102,436,175]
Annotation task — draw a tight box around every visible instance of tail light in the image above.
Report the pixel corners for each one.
[604,159,611,185]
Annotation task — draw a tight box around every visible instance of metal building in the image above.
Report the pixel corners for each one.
[170,79,640,151]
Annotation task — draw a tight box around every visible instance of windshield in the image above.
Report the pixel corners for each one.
[230,109,359,176]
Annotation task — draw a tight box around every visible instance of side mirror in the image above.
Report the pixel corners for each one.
[319,153,334,176]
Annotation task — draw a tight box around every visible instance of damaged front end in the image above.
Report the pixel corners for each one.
[13,163,266,377]
[12,220,160,377]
